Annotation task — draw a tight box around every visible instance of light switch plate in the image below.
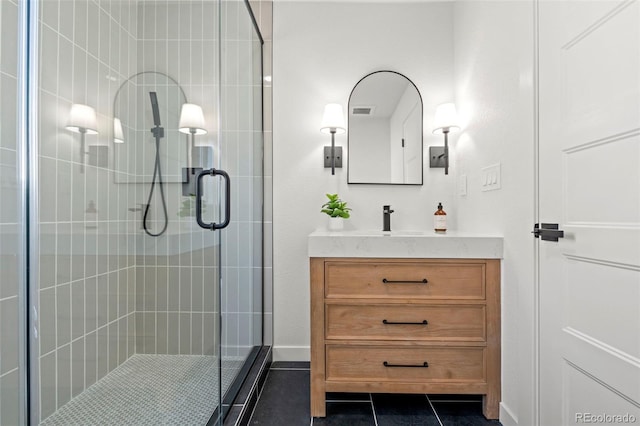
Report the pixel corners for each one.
[458,174,467,196]
[481,163,501,192]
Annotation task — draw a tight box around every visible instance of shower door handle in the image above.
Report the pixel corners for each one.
[195,168,231,230]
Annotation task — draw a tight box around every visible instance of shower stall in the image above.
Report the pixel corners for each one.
[0,0,265,424]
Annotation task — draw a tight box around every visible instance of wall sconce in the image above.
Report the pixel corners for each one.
[179,104,207,196]
[320,103,346,175]
[66,103,98,172]
[179,103,207,170]
[430,102,459,175]
[113,117,124,144]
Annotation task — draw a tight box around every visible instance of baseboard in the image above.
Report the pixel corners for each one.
[272,345,310,361]
[500,402,518,426]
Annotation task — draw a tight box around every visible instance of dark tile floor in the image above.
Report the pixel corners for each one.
[249,362,502,426]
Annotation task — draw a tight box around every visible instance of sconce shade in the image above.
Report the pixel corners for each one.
[179,103,207,135]
[66,104,98,134]
[113,117,124,143]
[320,103,346,134]
[432,102,460,134]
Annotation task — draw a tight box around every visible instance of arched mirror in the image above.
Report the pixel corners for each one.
[113,72,189,183]
[347,71,423,185]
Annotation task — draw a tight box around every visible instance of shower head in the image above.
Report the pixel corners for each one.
[149,92,161,127]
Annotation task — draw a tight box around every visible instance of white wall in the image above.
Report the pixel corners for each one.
[273,1,456,361]
[452,2,535,425]
[273,3,539,425]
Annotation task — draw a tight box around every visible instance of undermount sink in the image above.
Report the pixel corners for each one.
[379,230,429,236]
[308,230,503,259]
[328,229,432,236]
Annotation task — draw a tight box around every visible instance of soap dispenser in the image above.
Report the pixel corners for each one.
[85,200,98,229]
[434,202,447,233]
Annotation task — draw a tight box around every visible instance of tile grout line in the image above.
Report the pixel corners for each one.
[369,393,379,426]
[425,394,444,426]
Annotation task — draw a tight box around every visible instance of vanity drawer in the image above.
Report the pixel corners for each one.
[325,262,485,299]
[325,304,486,341]
[326,345,485,383]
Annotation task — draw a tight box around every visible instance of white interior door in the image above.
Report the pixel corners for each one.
[538,1,640,425]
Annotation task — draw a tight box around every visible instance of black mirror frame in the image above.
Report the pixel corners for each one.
[347,70,424,186]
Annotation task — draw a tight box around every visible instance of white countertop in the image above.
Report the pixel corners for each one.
[308,230,503,259]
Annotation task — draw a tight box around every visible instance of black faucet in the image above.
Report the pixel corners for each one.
[383,205,394,232]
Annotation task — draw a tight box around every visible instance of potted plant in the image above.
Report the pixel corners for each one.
[177,195,207,230]
[321,193,352,231]
[177,195,197,217]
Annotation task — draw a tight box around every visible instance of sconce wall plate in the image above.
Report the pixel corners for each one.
[429,146,446,168]
[324,146,343,169]
[181,167,204,196]
[88,146,109,168]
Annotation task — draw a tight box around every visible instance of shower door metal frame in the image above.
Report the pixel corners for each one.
[17,0,35,423]
[23,0,42,423]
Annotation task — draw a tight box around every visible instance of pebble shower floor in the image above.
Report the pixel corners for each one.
[40,354,244,425]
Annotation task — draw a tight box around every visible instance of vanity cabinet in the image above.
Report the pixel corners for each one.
[310,257,501,419]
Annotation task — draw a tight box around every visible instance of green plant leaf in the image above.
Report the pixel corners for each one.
[320,193,352,218]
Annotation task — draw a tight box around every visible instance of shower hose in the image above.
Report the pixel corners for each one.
[143,92,169,237]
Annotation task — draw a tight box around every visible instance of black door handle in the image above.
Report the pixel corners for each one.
[383,361,429,368]
[532,223,564,242]
[382,319,428,325]
[382,278,428,284]
[195,168,231,231]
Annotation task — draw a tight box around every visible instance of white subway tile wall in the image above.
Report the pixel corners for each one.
[132,0,220,359]
[37,0,139,422]
[219,0,265,371]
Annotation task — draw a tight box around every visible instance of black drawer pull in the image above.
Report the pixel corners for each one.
[382,278,428,284]
[382,319,428,325]
[383,361,429,368]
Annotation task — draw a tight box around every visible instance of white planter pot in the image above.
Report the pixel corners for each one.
[327,217,344,231]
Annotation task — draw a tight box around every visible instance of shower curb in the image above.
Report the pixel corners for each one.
[224,346,272,426]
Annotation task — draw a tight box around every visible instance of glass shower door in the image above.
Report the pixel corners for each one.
[217,0,264,410]
[14,0,262,424]
[32,0,225,424]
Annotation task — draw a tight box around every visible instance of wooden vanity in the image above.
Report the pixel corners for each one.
[308,232,502,419]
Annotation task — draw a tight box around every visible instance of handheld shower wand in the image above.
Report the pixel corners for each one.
[150,92,161,127]
[143,92,168,237]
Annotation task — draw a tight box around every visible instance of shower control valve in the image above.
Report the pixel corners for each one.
[151,126,164,138]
